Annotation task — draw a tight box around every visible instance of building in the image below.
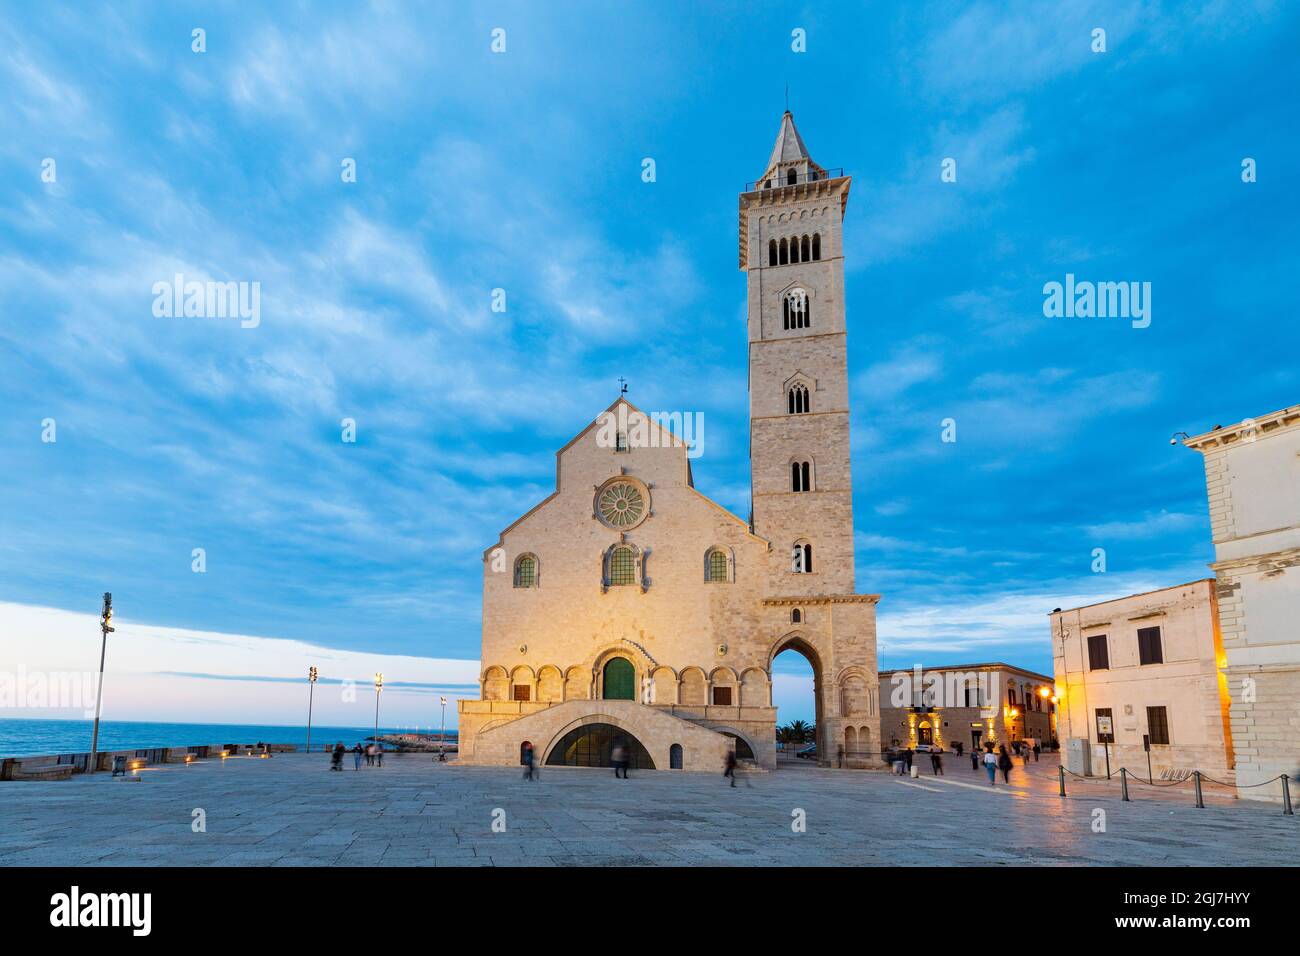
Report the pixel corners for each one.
[1183,405,1300,801]
[455,112,881,771]
[877,663,1056,757]
[1050,580,1234,778]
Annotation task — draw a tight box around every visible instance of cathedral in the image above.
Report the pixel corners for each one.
[456,112,881,771]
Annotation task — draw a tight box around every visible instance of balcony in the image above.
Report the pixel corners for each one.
[745,167,845,192]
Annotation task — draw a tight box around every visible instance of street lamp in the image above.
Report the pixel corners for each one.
[306,666,318,753]
[439,695,448,761]
[89,592,116,774]
[373,672,383,758]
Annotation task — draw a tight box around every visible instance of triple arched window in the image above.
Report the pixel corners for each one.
[783,289,810,330]
[768,233,823,267]
[791,460,812,492]
[788,383,810,415]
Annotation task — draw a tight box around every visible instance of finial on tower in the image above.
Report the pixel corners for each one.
[618,376,628,396]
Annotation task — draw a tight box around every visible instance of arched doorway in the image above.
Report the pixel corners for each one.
[771,635,824,764]
[545,723,655,769]
[721,732,754,760]
[918,721,933,745]
[602,657,635,700]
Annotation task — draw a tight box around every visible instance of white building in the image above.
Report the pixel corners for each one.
[1183,405,1300,801]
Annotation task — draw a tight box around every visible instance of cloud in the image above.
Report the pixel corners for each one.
[0,602,480,727]
[1083,510,1203,541]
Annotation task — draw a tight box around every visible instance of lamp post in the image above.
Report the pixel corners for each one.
[373,672,383,755]
[89,592,115,774]
[439,695,448,758]
[306,666,318,753]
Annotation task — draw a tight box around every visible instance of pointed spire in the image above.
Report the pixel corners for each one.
[767,111,811,169]
[759,110,825,186]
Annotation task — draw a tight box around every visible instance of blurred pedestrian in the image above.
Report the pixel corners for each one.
[997,745,1013,784]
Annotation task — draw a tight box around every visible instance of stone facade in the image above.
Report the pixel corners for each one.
[1051,580,1235,778]
[1184,406,1300,802]
[878,663,1055,758]
[456,112,881,771]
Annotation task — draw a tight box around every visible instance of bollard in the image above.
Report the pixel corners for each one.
[1283,775,1294,816]
[1058,765,1066,797]
[1193,770,1205,808]
[1120,767,1130,802]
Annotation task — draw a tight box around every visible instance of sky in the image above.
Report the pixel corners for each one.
[2,1,1298,727]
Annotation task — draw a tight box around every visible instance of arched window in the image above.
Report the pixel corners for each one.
[783,289,809,330]
[609,546,636,586]
[786,168,797,186]
[669,743,683,769]
[1008,687,1017,705]
[513,554,538,588]
[768,238,777,266]
[788,383,809,414]
[812,233,821,260]
[790,235,801,263]
[706,549,729,583]
[800,234,811,261]
[792,542,813,573]
[791,460,811,492]
[779,237,789,265]
[791,608,802,624]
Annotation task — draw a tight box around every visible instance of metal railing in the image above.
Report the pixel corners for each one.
[745,167,845,192]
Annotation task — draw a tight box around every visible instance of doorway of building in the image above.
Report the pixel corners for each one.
[544,723,654,769]
[771,636,823,765]
[971,729,983,752]
[602,657,635,700]
[917,721,933,745]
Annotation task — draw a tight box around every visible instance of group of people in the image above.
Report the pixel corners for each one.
[328,741,384,771]
[969,741,1037,783]
[883,738,1045,785]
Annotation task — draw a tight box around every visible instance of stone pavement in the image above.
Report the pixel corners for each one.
[0,752,1293,866]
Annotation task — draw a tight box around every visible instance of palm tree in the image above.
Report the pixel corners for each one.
[788,719,813,744]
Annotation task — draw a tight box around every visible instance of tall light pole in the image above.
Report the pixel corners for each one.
[440,696,448,756]
[306,666,318,753]
[89,592,115,774]
[373,672,383,755]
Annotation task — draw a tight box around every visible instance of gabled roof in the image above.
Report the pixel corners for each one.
[482,396,765,557]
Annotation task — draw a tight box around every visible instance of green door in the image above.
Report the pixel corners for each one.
[603,658,635,700]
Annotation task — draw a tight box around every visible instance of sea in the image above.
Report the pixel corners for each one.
[0,717,458,758]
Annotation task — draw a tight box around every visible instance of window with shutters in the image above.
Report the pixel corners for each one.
[1138,626,1164,665]
[1087,634,1110,670]
[1146,705,1170,745]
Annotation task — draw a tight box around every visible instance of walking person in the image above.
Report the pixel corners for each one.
[375,744,383,768]
[353,743,363,771]
[982,746,997,785]
[930,748,944,775]
[365,742,375,766]
[330,741,344,771]
[611,740,628,779]
[522,741,536,781]
[1022,746,1033,768]
[970,747,980,771]
[997,745,1013,784]
[1033,741,1041,762]
[724,749,737,787]
[902,748,914,773]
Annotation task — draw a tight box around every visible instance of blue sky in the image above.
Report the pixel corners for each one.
[2,2,1298,724]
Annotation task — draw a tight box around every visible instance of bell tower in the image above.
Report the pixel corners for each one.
[740,112,856,596]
